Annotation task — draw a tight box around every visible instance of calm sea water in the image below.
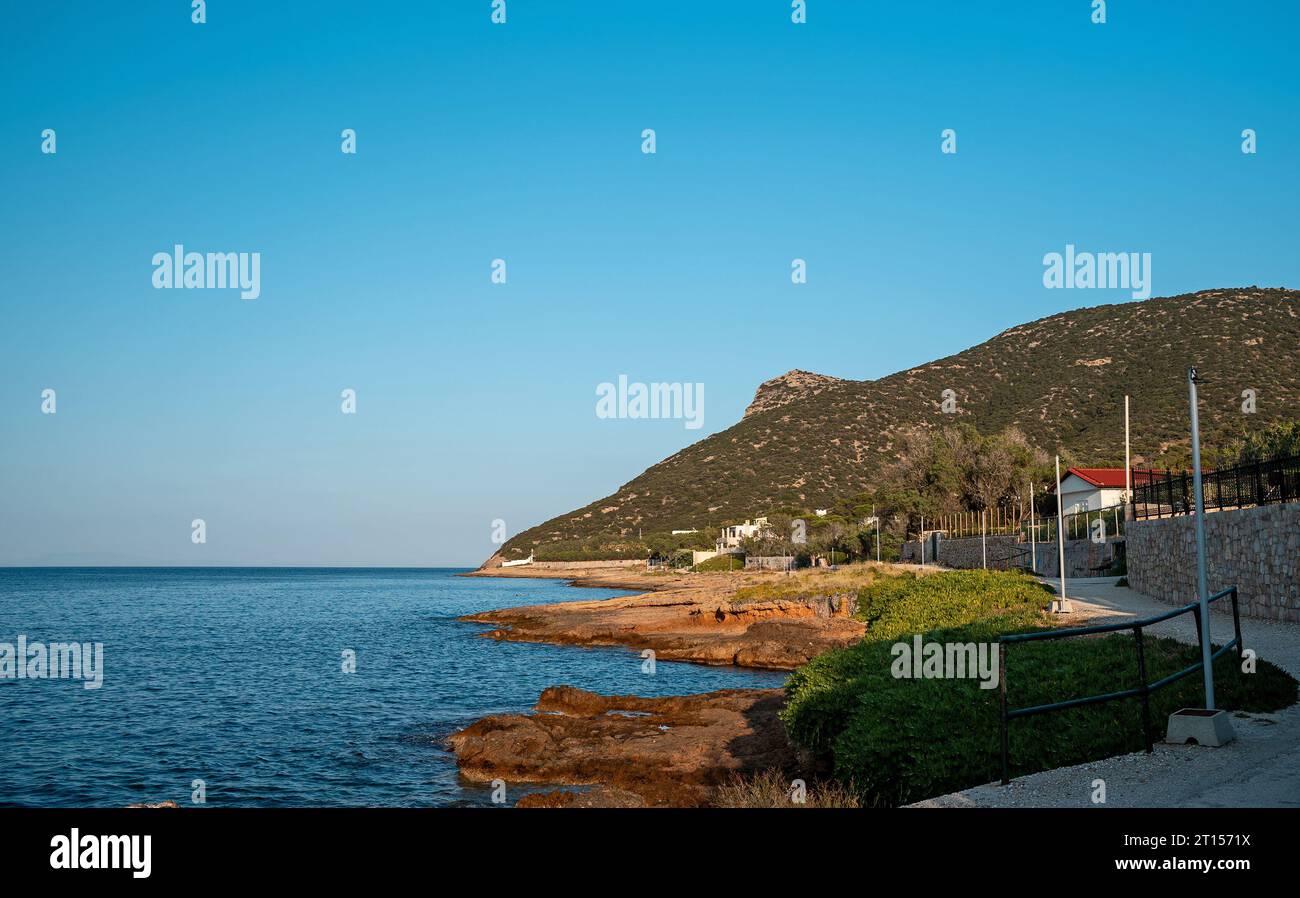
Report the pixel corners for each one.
[0,568,785,807]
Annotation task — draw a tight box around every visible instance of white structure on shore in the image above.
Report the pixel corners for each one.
[716,517,772,552]
[500,553,534,568]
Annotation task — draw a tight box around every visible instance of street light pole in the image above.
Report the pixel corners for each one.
[1053,455,1071,613]
[1124,395,1132,502]
[1029,482,1036,573]
[1189,367,1215,710]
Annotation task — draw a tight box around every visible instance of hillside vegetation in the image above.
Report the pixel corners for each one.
[498,288,1299,562]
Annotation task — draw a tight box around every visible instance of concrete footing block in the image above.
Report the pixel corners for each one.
[1166,708,1236,747]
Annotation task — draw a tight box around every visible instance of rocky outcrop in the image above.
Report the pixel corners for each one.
[742,369,845,419]
[516,786,649,808]
[448,686,801,807]
[461,587,866,670]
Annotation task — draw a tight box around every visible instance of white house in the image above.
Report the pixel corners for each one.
[1053,468,1131,515]
[717,516,771,551]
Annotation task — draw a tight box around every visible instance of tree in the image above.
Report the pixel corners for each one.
[869,425,1052,537]
[1219,420,1300,466]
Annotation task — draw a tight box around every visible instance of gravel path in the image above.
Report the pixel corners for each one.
[912,577,1300,808]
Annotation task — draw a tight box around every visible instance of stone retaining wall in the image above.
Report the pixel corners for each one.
[1027,538,1123,579]
[1127,503,1299,622]
[745,555,795,571]
[902,533,1122,578]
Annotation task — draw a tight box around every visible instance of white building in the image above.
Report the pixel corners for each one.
[1054,468,1130,515]
[717,517,771,551]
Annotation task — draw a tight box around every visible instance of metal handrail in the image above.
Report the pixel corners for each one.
[997,586,1243,784]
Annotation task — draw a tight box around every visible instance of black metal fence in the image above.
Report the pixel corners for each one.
[997,586,1242,784]
[1131,455,1300,519]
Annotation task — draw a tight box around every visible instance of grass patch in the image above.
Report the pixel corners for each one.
[781,570,1298,806]
[851,568,1052,639]
[710,770,866,808]
[731,562,881,603]
[690,554,745,572]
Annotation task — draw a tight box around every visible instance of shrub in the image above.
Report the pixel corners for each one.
[532,540,649,561]
[782,570,1051,756]
[710,770,866,808]
[851,569,1052,641]
[691,553,745,572]
[781,570,1298,806]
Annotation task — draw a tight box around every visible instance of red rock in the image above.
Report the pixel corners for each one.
[448,686,805,807]
[462,589,865,670]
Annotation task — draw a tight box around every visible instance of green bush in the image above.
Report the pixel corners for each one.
[782,570,1051,755]
[531,541,649,561]
[668,549,695,569]
[691,553,744,572]
[781,570,1298,806]
[852,569,1052,640]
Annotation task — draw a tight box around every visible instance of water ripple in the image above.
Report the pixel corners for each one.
[0,567,785,806]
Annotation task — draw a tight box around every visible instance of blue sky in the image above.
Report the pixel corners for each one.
[1,1,1297,565]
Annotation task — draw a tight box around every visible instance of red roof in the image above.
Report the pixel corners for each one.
[1061,467,1158,489]
[1066,467,1129,488]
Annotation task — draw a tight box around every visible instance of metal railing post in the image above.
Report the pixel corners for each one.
[1134,625,1153,753]
[1232,586,1243,663]
[999,641,1009,785]
[1000,585,1243,784]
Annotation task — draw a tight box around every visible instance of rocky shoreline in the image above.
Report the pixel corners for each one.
[447,565,889,805]
[448,685,803,807]
[459,568,866,670]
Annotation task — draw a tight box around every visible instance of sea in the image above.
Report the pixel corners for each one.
[0,567,786,807]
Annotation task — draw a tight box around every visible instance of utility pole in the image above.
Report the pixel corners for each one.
[1124,395,1132,502]
[1029,482,1036,573]
[1124,394,1133,572]
[1188,367,1215,710]
[1052,455,1072,613]
[874,505,880,564]
[919,515,925,566]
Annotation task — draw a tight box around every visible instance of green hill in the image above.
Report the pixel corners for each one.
[493,288,1299,563]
